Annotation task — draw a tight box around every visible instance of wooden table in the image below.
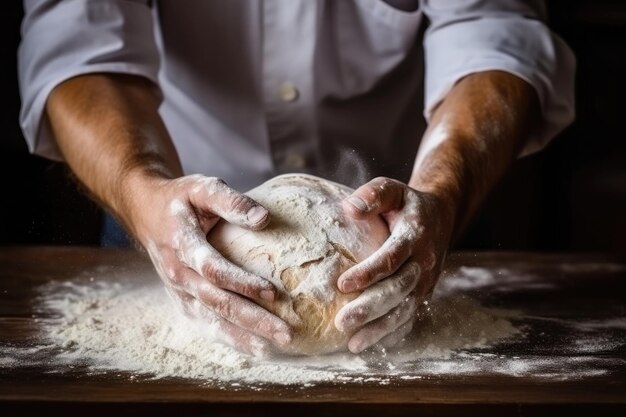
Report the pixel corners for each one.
[0,247,625,416]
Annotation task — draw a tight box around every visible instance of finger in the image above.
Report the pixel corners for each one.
[170,288,274,358]
[175,267,292,347]
[410,247,440,300]
[342,177,405,219]
[179,230,278,302]
[213,312,277,358]
[335,261,419,332]
[146,241,178,284]
[338,227,412,292]
[375,320,414,351]
[414,270,437,301]
[187,176,270,230]
[346,294,417,353]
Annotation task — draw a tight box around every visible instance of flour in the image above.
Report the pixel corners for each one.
[208,174,392,355]
[3,261,624,385]
[19,269,518,386]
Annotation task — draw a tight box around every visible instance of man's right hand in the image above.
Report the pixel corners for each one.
[126,174,293,357]
[45,75,292,357]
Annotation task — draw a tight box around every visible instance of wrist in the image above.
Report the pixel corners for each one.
[412,181,460,237]
[409,154,465,241]
[113,164,177,243]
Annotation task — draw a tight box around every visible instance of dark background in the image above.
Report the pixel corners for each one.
[1,1,625,255]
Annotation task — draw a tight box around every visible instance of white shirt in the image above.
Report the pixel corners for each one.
[19,0,575,191]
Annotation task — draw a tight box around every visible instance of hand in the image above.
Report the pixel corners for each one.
[127,174,293,357]
[334,177,454,353]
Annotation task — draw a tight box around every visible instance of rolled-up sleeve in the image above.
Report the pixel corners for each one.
[421,0,575,155]
[18,0,160,160]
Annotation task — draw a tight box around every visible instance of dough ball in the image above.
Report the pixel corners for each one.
[208,174,389,355]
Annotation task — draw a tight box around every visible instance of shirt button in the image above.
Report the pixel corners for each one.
[285,153,306,169]
[279,82,299,102]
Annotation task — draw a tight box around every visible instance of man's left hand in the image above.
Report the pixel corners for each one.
[335,177,455,353]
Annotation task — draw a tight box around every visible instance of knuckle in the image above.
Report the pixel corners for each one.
[214,179,231,194]
[186,174,205,183]
[227,193,253,214]
[206,176,225,186]
[203,262,226,286]
[250,319,264,334]
[352,305,369,322]
[375,177,399,193]
[340,304,366,329]
[212,297,234,321]
[173,175,193,187]
[180,174,205,191]
[381,249,401,273]
[203,177,228,195]
[349,266,371,289]
[404,260,421,280]
[398,269,418,291]
[251,316,272,336]
[169,270,185,287]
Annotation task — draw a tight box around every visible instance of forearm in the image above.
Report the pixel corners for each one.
[46,73,183,235]
[410,70,540,240]
[45,75,293,352]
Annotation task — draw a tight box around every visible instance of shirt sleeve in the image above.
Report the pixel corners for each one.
[421,0,576,156]
[18,0,160,160]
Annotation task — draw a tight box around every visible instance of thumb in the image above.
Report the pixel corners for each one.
[342,177,405,220]
[187,177,270,230]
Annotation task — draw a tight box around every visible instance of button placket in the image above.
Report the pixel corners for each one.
[261,0,317,172]
[279,82,299,102]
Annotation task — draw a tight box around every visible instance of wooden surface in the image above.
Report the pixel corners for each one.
[0,246,625,416]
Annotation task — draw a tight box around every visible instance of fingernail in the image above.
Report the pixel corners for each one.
[346,196,368,212]
[341,279,357,293]
[247,206,268,224]
[273,332,291,346]
[260,290,275,302]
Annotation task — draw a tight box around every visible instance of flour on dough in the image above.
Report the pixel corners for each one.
[209,174,390,355]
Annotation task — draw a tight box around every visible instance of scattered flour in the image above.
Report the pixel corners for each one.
[27,274,518,385]
[3,263,623,386]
